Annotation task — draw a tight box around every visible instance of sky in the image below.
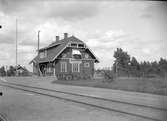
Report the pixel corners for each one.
[0,0,167,71]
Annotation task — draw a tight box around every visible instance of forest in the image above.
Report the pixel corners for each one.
[0,65,30,76]
[112,48,167,77]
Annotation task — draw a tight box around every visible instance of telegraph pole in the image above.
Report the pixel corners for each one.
[16,19,18,76]
[37,30,40,54]
[37,30,40,76]
[0,25,3,95]
[115,61,118,78]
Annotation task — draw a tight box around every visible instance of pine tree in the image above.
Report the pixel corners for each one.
[130,57,140,76]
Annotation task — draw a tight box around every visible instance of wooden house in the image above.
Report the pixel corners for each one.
[16,65,31,76]
[30,33,99,80]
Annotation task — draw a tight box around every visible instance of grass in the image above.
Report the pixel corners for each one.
[52,77,167,96]
[3,76,167,96]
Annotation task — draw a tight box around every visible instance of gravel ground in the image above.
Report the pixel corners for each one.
[0,85,154,121]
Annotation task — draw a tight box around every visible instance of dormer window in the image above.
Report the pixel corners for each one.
[78,44,84,48]
[70,43,85,48]
[39,52,44,58]
[71,43,77,47]
[39,50,47,58]
[44,50,47,57]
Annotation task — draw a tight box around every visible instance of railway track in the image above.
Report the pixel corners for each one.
[0,81,167,121]
[0,114,8,121]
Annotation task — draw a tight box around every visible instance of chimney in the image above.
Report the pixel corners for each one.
[56,36,59,41]
[64,33,68,39]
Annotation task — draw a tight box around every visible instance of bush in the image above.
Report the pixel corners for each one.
[102,70,115,82]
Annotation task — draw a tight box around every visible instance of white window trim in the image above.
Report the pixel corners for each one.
[60,62,67,72]
[44,50,47,57]
[47,65,52,73]
[39,51,45,58]
[71,43,77,47]
[39,50,47,58]
[78,44,85,48]
[72,63,80,72]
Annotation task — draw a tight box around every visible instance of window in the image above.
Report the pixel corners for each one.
[72,63,80,72]
[60,62,67,72]
[44,50,47,57]
[47,64,52,73]
[39,50,47,58]
[84,62,90,67]
[85,53,89,59]
[39,52,45,58]
[78,44,84,48]
[71,43,77,47]
[70,43,85,48]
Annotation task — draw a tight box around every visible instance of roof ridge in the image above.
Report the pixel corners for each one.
[38,35,85,51]
[39,36,72,51]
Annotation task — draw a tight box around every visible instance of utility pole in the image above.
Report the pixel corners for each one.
[37,30,40,76]
[37,30,40,55]
[16,19,18,76]
[115,61,118,78]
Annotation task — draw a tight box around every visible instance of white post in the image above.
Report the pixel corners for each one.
[53,63,56,76]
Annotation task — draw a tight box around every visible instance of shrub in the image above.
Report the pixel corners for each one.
[102,70,115,82]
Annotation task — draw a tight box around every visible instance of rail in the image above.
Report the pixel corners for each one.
[0,81,167,121]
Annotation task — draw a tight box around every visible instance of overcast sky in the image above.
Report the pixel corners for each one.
[0,0,167,71]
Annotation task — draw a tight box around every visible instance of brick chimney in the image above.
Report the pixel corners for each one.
[64,33,68,39]
[56,36,59,41]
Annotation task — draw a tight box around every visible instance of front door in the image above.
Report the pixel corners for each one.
[40,64,46,76]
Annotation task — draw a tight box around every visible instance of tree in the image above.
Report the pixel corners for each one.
[130,57,140,76]
[0,66,6,76]
[114,48,130,67]
[113,48,167,77]
[113,48,130,76]
[7,66,16,76]
[158,58,167,76]
[159,58,167,71]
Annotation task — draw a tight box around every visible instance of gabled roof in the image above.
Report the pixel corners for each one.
[39,36,83,51]
[32,42,67,63]
[30,35,99,64]
[16,65,29,72]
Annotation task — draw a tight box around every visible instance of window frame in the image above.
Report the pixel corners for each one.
[47,64,52,73]
[44,50,47,57]
[39,50,47,58]
[85,53,89,59]
[78,44,84,48]
[39,51,45,58]
[71,43,77,47]
[72,63,80,72]
[60,62,67,72]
